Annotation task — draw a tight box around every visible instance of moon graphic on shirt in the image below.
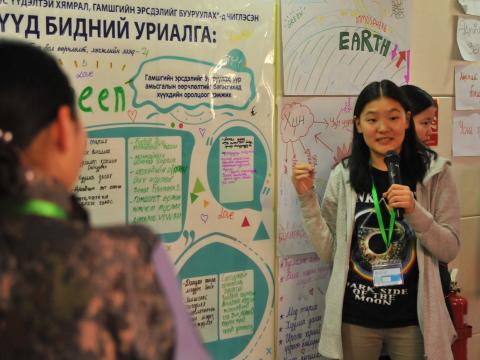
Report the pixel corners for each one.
[357,221,407,264]
[351,209,417,281]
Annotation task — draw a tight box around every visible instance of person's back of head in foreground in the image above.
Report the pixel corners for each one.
[0,40,175,359]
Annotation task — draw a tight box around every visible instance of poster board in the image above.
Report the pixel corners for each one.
[277,253,330,360]
[453,111,480,156]
[281,0,411,95]
[277,96,354,256]
[1,1,275,358]
[275,96,352,358]
[455,64,480,110]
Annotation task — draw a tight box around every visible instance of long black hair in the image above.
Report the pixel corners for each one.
[344,80,437,193]
[401,84,436,117]
[0,40,77,200]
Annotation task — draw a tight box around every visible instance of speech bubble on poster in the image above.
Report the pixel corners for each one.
[81,125,194,243]
[176,233,272,360]
[207,126,267,211]
[129,49,256,114]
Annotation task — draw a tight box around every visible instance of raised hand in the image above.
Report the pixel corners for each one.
[292,162,315,195]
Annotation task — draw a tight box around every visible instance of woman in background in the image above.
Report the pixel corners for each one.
[401,84,437,144]
[0,40,176,359]
[401,84,453,318]
[292,80,460,360]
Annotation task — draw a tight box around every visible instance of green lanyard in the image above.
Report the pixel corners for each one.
[15,199,68,220]
[371,182,395,249]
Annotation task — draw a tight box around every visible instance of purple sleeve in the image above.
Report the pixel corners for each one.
[153,243,211,360]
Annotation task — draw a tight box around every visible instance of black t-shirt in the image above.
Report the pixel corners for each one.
[342,167,419,328]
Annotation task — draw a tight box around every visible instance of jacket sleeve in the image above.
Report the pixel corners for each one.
[405,165,460,263]
[297,167,339,263]
[78,226,175,360]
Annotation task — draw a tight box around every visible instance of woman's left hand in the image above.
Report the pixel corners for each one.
[383,184,415,214]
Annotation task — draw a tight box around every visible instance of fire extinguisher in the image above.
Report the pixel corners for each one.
[448,269,473,360]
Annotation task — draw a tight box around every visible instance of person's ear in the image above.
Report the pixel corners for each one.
[354,116,362,133]
[52,105,75,153]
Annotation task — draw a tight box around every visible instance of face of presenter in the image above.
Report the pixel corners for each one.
[354,96,410,169]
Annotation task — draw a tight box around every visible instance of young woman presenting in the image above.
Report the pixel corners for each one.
[292,80,460,360]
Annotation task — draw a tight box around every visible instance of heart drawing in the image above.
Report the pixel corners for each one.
[127,109,138,122]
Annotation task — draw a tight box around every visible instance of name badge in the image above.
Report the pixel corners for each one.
[372,260,403,287]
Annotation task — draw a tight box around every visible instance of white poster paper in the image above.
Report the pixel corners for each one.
[457,0,480,16]
[277,97,354,256]
[128,136,183,234]
[76,137,125,225]
[453,111,480,156]
[457,16,480,61]
[277,253,331,360]
[182,274,219,343]
[281,0,411,95]
[219,270,254,340]
[455,64,480,110]
[220,136,254,203]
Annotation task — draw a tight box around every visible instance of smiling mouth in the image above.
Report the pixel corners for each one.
[376,138,393,144]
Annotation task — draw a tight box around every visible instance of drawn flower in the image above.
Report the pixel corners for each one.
[332,143,352,168]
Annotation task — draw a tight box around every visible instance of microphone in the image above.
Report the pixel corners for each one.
[383,150,403,220]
